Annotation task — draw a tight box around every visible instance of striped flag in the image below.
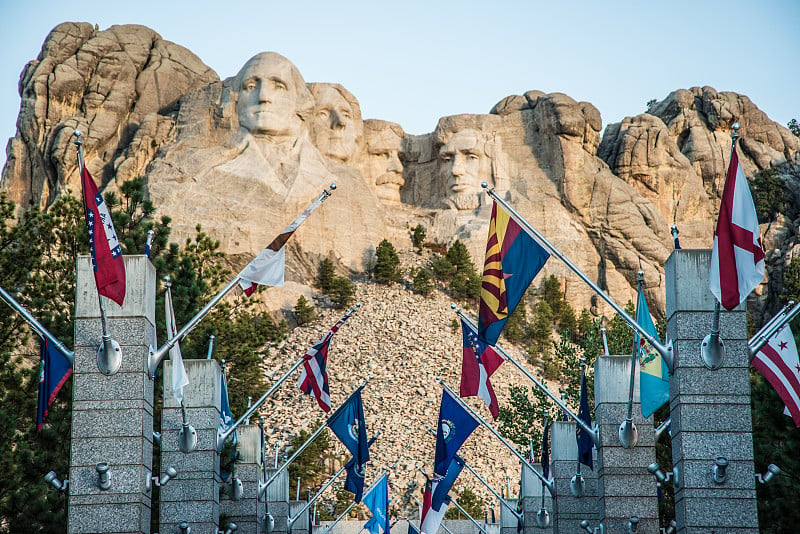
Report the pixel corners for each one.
[297,309,354,412]
[459,318,503,419]
[238,194,326,295]
[752,323,800,426]
[709,145,765,310]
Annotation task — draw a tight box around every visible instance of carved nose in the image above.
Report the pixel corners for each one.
[387,154,402,173]
[257,83,271,103]
[330,111,346,129]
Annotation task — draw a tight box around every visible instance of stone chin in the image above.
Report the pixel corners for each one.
[444,192,481,211]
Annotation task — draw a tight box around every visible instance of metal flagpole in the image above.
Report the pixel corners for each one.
[288,465,348,527]
[148,185,337,378]
[654,417,671,442]
[701,123,742,370]
[481,182,675,373]
[749,300,800,361]
[438,379,555,496]
[217,304,361,452]
[423,426,521,520]
[454,307,599,447]
[411,494,454,534]
[74,131,122,375]
[0,284,74,365]
[619,271,645,449]
[449,499,488,534]
[206,334,216,359]
[321,472,389,534]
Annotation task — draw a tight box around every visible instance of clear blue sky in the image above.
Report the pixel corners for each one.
[1,0,798,172]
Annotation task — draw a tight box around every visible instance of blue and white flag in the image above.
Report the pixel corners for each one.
[636,286,669,418]
[577,374,593,470]
[434,389,478,476]
[220,370,236,444]
[344,434,377,503]
[363,474,389,534]
[327,388,369,467]
[430,455,464,511]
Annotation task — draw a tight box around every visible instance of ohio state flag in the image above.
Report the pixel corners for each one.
[81,166,126,306]
[709,145,764,310]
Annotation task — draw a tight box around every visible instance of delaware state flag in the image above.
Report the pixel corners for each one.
[81,166,126,306]
[479,201,548,345]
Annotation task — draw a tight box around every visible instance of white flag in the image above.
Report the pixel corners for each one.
[753,323,800,427]
[166,286,189,403]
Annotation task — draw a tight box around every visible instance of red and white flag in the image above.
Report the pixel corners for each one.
[238,194,327,295]
[81,166,126,306]
[752,323,800,427]
[459,318,503,419]
[709,145,764,310]
[420,479,449,534]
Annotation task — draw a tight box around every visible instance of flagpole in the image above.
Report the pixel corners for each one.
[411,495,454,534]
[749,301,800,361]
[449,498,488,534]
[438,380,555,496]
[654,416,671,442]
[74,130,122,375]
[324,473,389,534]
[455,307,599,447]
[147,185,336,379]
[619,271,644,449]
[702,124,742,370]
[423,427,521,520]
[0,284,74,365]
[481,183,674,373]
[215,304,360,452]
[288,464,348,527]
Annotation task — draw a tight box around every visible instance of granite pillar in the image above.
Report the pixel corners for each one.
[665,250,759,533]
[594,354,659,533]
[160,359,221,534]
[550,421,598,534]
[69,255,156,534]
[262,467,290,534]
[499,498,519,534]
[221,425,262,534]
[519,461,553,534]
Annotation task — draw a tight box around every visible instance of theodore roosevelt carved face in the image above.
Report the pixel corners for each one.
[362,120,405,204]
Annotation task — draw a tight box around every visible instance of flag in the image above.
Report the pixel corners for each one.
[541,421,550,480]
[421,479,450,534]
[36,338,72,431]
[327,389,370,466]
[635,287,669,418]
[709,145,765,310]
[220,370,236,440]
[363,474,389,534]
[165,286,189,403]
[478,201,549,345]
[238,194,326,295]
[81,165,126,306]
[344,434,377,502]
[434,389,479,476]
[430,455,464,511]
[752,323,800,426]
[408,522,420,534]
[577,374,593,470]
[297,310,352,412]
[459,318,504,419]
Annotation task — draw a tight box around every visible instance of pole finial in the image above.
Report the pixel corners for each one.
[731,122,740,141]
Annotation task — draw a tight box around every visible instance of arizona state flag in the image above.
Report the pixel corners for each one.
[81,166,126,306]
[478,201,549,345]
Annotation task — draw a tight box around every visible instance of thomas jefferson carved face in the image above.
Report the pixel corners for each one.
[235,53,304,139]
[309,85,360,163]
[363,122,404,204]
[438,129,487,210]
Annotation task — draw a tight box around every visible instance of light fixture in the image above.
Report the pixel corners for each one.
[756,464,781,484]
[647,462,679,488]
[571,473,586,497]
[580,519,604,534]
[618,419,638,449]
[43,471,68,492]
[261,513,275,534]
[627,515,639,534]
[178,403,198,454]
[179,521,191,534]
[712,456,728,485]
[96,462,111,491]
[225,475,243,501]
[219,523,238,534]
[145,465,178,491]
[663,519,677,534]
[536,508,550,528]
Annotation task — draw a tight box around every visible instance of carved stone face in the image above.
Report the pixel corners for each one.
[310,85,359,163]
[363,127,404,204]
[236,54,302,138]
[438,129,486,210]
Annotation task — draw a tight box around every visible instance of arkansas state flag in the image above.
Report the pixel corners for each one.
[709,145,765,310]
[459,318,504,419]
[36,338,72,431]
[81,166,126,306]
[479,201,549,345]
[752,323,800,427]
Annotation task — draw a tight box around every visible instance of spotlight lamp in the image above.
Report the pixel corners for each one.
[663,519,677,534]
[647,462,679,488]
[712,456,728,485]
[580,519,604,534]
[219,523,238,534]
[756,464,781,484]
[571,472,586,497]
[627,515,639,534]
[145,465,178,491]
[536,507,550,528]
[179,521,191,534]
[261,513,275,534]
[226,475,244,501]
[43,471,69,492]
[96,462,111,491]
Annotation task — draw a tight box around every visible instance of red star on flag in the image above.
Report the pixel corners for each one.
[779,341,788,350]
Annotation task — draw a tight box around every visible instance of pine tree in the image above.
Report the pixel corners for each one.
[373,239,401,284]
[294,295,316,325]
[444,487,485,520]
[318,258,336,293]
[330,276,355,309]
[412,268,434,297]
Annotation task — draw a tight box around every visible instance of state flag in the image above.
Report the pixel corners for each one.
[459,318,503,419]
[434,389,479,477]
[752,323,800,426]
[165,284,189,403]
[635,286,669,418]
[298,309,353,412]
[363,473,389,534]
[36,338,72,431]
[420,479,450,534]
[577,374,593,470]
[327,389,370,467]
[430,455,464,511]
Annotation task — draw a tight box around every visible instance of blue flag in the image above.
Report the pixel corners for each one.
[478,202,549,345]
[408,522,419,534]
[36,338,72,431]
[344,434,377,503]
[434,389,479,476]
[541,422,550,480]
[635,287,669,418]
[219,370,238,481]
[363,474,389,534]
[327,389,369,467]
[431,455,464,510]
[577,374,593,470]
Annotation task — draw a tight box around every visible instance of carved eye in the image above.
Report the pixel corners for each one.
[467,153,480,161]
[243,80,257,91]
[274,80,287,91]
[317,110,329,119]
[440,153,453,162]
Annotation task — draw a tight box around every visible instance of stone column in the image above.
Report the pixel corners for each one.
[262,467,290,534]
[665,250,759,533]
[519,461,553,534]
[550,421,598,534]
[499,497,519,534]
[160,359,221,534]
[69,255,156,534]
[594,354,659,533]
[221,425,262,534]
